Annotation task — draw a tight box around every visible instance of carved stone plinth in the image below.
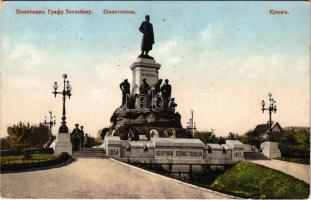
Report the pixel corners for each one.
[130,58,161,94]
[260,141,281,159]
[54,132,72,156]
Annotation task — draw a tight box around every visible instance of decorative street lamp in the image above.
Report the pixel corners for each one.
[52,74,72,133]
[261,93,277,140]
[44,111,56,146]
[186,110,197,135]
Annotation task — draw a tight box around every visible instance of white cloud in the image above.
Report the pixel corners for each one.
[1,39,46,73]
[153,38,182,66]
[199,20,224,43]
[295,58,310,74]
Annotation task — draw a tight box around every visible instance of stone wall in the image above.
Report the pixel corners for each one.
[105,136,244,166]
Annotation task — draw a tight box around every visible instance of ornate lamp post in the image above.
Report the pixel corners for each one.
[186,110,196,135]
[44,111,56,146]
[261,93,277,140]
[52,74,72,133]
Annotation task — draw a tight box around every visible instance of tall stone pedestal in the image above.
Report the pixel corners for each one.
[54,133,72,156]
[260,142,281,159]
[130,58,161,94]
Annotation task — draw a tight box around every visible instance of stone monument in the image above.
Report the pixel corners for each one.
[103,16,245,175]
[106,15,186,140]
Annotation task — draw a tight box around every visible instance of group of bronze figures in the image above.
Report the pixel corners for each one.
[70,124,90,151]
[120,78,177,112]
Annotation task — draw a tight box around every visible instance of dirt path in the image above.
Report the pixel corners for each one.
[1,158,232,198]
[250,159,310,184]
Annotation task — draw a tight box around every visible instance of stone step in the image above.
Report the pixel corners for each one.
[73,151,106,154]
[77,148,105,151]
[74,150,105,153]
[73,152,107,158]
[244,152,270,160]
[73,155,108,158]
[73,152,105,155]
[73,148,107,158]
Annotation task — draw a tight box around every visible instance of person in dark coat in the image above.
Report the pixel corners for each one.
[139,15,154,58]
[71,124,80,151]
[79,126,85,148]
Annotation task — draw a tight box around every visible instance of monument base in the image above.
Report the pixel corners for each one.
[54,132,72,156]
[260,141,281,159]
[130,58,161,94]
[105,136,245,167]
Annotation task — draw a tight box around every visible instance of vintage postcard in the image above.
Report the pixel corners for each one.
[0,1,310,199]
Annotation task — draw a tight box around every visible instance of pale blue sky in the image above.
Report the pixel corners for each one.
[0,1,309,137]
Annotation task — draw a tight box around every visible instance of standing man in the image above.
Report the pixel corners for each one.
[79,126,85,148]
[71,124,80,151]
[139,15,154,58]
[120,79,130,106]
[160,79,172,107]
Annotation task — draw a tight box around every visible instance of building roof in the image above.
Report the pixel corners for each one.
[253,124,270,134]
[253,122,282,135]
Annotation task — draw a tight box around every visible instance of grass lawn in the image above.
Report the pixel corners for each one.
[0,153,70,172]
[210,160,310,199]
[1,154,56,165]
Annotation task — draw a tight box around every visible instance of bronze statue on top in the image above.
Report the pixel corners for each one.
[139,15,154,59]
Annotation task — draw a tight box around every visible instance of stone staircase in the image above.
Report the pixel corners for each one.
[244,152,270,160]
[72,148,107,158]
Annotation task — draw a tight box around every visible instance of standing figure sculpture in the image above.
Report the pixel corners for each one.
[168,98,177,112]
[161,79,172,107]
[154,79,163,95]
[139,79,150,96]
[120,79,130,106]
[139,15,154,59]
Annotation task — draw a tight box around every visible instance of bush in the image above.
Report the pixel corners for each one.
[0,148,54,157]
[0,138,10,150]
[193,131,218,144]
[23,150,32,159]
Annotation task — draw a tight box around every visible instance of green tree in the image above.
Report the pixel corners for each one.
[0,137,11,150]
[85,136,103,147]
[99,128,110,139]
[7,122,50,149]
[241,129,262,148]
[193,130,218,144]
